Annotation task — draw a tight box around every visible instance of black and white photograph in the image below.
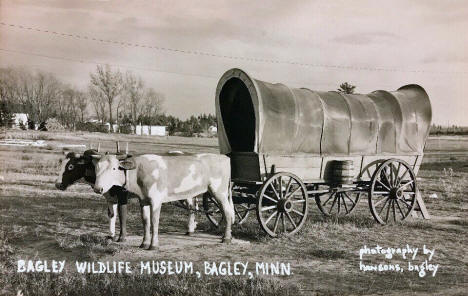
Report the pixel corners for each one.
[0,1,467,295]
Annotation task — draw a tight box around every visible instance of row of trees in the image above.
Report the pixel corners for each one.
[0,65,218,136]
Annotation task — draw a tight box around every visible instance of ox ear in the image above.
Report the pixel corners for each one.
[119,159,136,170]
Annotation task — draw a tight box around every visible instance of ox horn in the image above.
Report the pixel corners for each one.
[97,142,101,152]
[125,142,128,155]
[116,141,120,153]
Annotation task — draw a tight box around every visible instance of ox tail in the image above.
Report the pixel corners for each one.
[229,181,235,225]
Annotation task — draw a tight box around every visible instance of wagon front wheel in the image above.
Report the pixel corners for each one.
[369,159,417,224]
[256,172,308,237]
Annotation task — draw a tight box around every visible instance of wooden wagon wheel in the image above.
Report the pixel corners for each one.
[315,187,361,217]
[202,193,253,227]
[256,172,308,237]
[369,159,417,224]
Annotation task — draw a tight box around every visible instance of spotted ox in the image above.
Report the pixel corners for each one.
[93,153,234,250]
[55,150,130,241]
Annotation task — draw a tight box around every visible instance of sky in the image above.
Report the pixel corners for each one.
[0,0,467,124]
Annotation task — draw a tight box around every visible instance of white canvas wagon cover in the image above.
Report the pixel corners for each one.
[216,68,432,156]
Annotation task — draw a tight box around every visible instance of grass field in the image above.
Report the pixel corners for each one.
[0,130,467,295]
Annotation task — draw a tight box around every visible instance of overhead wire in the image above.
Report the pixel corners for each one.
[1,22,467,75]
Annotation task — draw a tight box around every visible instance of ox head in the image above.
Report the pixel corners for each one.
[93,154,135,194]
[56,151,89,190]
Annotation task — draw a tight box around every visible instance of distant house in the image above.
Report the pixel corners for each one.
[136,125,166,136]
[12,113,28,128]
[208,125,217,135]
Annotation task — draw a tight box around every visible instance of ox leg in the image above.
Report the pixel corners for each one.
[148,199,162,251]
[108,202,118,241]
[117,204,128,242]
[117,189,128,242]
[213,191,234,244]
[139,205,151,249]
[186,197,197,236]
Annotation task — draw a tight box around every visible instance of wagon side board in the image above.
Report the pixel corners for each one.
[229,152,423,184]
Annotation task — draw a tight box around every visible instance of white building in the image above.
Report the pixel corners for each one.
[12,113,28,128]
[136,125,166,136]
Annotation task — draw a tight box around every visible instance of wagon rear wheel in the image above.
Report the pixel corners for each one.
[203,193,253,227]
[256,172,308,237]
[315,187,361,217]
[369,159,417,224]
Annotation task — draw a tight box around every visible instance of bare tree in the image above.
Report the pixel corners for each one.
[141,88,164,133]
[17,71,61,125]
[89,65,123,129]
[89,87,107,123]
[76,90,88,123]
[123,71,145,133]
[337,82,356,94]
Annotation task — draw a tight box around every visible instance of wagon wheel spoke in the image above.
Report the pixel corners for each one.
[398,197,413,209]
[284,177,293,197]
[343,192,356,206]
[394,162,402,187]
[278,176,283,199]
[286,212,297,229]
[396,168,409,187]
[269,183,280,200]
[373,196,389,207]
[264,210,278,225]
[285,186,302,199]
[337,193,341,214]
[376,179,391,191]
[273,213,280,233]
[263,194,278,203]
[341,194,349,214]
[292,199,306,203]
[328,194,338,214]
[260,205,277,212]
[322,192,336,206]
[381,168,392,188]
[392,199,397,222]
[398,180,414,191]
[292,209,305,217]
[385,200,392,222]
[395,200,406,218]
[281,212,286,233]
[378,198,390,215]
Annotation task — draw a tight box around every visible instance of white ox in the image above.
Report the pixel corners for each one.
[93,153,234,250]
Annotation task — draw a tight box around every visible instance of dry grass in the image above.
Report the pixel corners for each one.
[0,130,467,295]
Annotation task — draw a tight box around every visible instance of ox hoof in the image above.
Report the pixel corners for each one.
[185,231,194,236]
[139,243,150,249]
[106,235,116,242]
[147,245,159,251]
[222,238,232,244]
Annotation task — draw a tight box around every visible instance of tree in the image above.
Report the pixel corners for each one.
[123,71,145,133]
[140,88,164,132]
[337,82,356,94]
[89,87,107,123]
[89,65,123,128]
[76,90,88,123]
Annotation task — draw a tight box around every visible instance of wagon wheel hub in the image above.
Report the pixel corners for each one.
[278,199,293,213]
[389,187,403,200]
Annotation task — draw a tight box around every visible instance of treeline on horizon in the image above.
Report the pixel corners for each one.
[429,124,468,136]
[0,65,217,136]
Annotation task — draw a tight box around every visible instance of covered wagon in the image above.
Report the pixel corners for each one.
[204,68,432,237]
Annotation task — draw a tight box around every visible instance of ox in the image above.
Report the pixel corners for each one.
[55,150,129,241]
[92,153,234,250]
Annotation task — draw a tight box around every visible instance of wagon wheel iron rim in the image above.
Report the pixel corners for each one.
[315,187,361,217]
[256,172,308,237]
[203,193,253,227]
[368,159,417,225]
